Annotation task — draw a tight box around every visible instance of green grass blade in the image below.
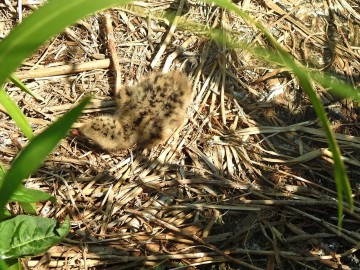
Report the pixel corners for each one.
[18,202,37,215]
[8,75,39,100]
[12,186,56,204]
[0,164,5,180]
[249,46,360,101]
[0,97,91,210]
[207,0,353,225]
[0,88,33,140]
[0,0,132,87]
[310,71,360,101]
[0,209,12,222]
[286,59,353,221]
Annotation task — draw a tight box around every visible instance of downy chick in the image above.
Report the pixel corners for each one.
[79,71,192,151]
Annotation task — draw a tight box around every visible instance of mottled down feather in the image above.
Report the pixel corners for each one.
[79,71,192,151]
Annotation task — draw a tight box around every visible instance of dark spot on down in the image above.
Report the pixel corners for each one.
[153,121,161,129]
[144,83,154,93]
[123,134,130,141]
[153,73,162,85]
[124,124,131,132]
[125,86,132,97]
[155,85,163,92]
[124,103,137,111]
[163,82,171,89]
[134,116,144,126]
[149,99,156,107]
[169,94,182,104]
[164,103,173,110]
[91,124,100,131]
[150,132,161,140]
[134,111,147,126]
[177,100,184,107]
[151,92,156,101]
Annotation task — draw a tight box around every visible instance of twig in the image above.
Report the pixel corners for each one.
[14,59,110,79]
[150,0,186,69]
[103,11,122,97]
[163,36,195,72]
[17,0,22,22]
[14,59,137,80]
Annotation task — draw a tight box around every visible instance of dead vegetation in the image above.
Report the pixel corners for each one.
[1,0,360,269]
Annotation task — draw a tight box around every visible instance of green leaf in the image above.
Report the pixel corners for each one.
[8,75,38,100]
[0,259,9,270]
[0,209,12,222]
[12,186,56,204]
[0,0,132,87]
[0,164,5,180]
[0,88,33,140]
[18,203,37,215]
[0,215,70,259]
[0,97,91,210]
[4,258,20,270]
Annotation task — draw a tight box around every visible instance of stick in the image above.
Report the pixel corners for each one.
[14,59,111,80]
[103,11,122,96]
[13,58,140,80]
[150,0,186,69]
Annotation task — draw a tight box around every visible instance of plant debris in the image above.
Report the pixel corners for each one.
[1,0,360,269]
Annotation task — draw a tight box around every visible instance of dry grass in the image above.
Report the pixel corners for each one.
[1,0,360,269]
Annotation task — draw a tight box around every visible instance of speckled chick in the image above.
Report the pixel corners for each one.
[79,71,192,151]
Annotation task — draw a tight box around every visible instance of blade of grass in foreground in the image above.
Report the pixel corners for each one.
[310,71,360,101]
[207,0,353,226]
[177,17,359,101]
[0,0,132,87]
[9,75,39,100]
[0,88,33,140]
[189,18,355,220]
[0,97,91,210]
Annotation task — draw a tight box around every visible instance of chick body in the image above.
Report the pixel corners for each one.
[80,71,192,151]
